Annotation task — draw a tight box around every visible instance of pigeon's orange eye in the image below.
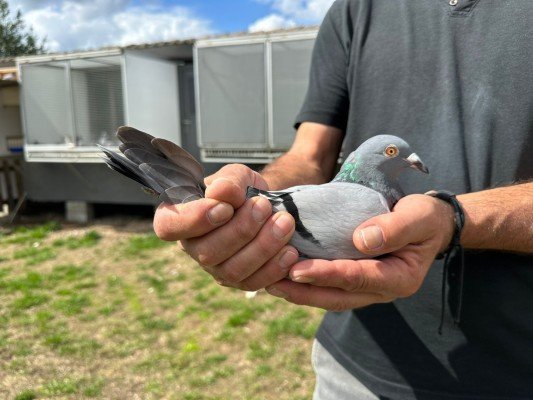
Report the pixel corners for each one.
[384,145,399,158]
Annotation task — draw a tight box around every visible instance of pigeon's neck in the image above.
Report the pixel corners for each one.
[366,177,404,209]
[333,158,404,208]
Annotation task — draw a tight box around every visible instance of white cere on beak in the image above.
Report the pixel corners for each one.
[406,153,429,174]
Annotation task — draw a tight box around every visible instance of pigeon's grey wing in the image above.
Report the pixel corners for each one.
[245,185,315,202]
[264,185,314,195]
[277,182,390,260]
[151,138,205,188]
[246,187,283,203]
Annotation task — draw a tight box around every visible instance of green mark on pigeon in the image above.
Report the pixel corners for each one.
[335,155,361,182]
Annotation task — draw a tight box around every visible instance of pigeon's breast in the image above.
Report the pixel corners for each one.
[277,182,389,260]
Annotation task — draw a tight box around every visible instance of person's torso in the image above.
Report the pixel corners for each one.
[317,1,533,398]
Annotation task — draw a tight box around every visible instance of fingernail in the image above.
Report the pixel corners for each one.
[278,250,298,271]
[252,197,271,223]
[290,274,314,283]
[266,286,288,299]
[360,226,384,250]
[272,213,294,239]
[207,203,233,225]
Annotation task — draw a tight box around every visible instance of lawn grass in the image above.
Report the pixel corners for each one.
[0,219,324,399]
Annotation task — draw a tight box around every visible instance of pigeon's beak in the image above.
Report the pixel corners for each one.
[405,153,429,174]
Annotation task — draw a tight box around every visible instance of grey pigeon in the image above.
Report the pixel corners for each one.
[101,126,428,260]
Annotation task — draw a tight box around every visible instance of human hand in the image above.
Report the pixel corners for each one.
[265,194,455,311]
[153,164,298,291]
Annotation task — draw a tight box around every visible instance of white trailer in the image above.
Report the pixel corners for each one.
[16,42,195,219]
[14,28,319,220]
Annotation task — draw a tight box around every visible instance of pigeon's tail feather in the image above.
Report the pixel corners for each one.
[138,163,200,189]
[124,148,200,184]
[151,138,205,189]
[99,146,164,192]
[100,126,206,204]
[162,186,203,204]
[117,126,159,154]
[119,141,163,159]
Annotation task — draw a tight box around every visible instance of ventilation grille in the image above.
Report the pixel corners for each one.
[71,60,124,146]
[201,148,284,163]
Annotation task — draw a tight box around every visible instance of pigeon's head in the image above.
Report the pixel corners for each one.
[336,135,428,184]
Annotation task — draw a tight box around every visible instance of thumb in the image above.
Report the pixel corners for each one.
[353,209,428,256]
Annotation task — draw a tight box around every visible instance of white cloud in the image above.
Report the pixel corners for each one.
[7,0,214,52]
[7,0,336,51]
[249,14,297,33]
[112,7,213,46]
[274,0,335,21]
[249,0,335,32]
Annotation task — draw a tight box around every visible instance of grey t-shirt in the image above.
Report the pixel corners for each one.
[295,1,533,399]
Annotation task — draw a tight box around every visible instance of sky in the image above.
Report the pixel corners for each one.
[7,0,336,53]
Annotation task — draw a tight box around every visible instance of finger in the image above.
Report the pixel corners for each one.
[265,279,385,311]
[153,198,234,241]
[218,246,299,291]
[204,164,268,208]
[182,196,275,267]
[353,194,450,256]
[213,218,297,288]
[287,257,417,297]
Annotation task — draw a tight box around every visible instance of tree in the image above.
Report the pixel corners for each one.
[0,0,45,57]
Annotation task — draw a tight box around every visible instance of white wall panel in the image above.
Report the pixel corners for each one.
[196,44,267,148]
[271,39,314,149]
[124,52,181,144]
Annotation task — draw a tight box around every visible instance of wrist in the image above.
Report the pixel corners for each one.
[426,190,465,257]
[437,201,456,254]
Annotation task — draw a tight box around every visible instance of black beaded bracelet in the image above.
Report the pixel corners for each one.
[425,190,465,258]
[425,190,466,334]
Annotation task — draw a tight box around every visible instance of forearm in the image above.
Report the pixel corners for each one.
[458,182,533,253]
[260,122,343,190]
[261,152,330,190]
